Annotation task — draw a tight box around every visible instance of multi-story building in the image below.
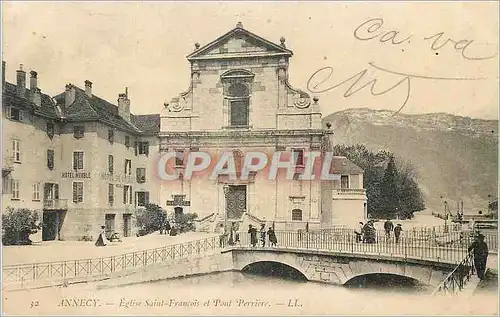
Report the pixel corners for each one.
[2,61,160,241]
[1,23,367,241]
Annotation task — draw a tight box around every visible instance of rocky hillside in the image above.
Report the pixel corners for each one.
[323,108,498,214]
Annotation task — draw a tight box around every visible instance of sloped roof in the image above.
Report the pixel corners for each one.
[54,86,160,135]
[3,82,59,119]
[131,114,160,134]
[330,156,364,174]
[187,24,293,61]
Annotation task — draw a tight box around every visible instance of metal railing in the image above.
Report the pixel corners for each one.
[431,250,476,295]
[43,199,69,210]
[227,228,497,264]
[333,188,367,195]
[3,235,220,285]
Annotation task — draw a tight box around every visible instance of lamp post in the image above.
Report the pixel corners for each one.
[443,200,449,233]
[223,185,233,245]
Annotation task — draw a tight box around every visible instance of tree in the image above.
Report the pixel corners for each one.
[332,144,425,219]
[380,156,398,218]
[136,204,166,235]
[176,213,199,233]
[2,207,41,245]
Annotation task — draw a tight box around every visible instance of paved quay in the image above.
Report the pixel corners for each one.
[2,232,217,266]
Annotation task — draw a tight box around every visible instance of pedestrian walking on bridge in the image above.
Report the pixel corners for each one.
[468,233,489,280]
[394,224,403,243]
[384,219,394,239]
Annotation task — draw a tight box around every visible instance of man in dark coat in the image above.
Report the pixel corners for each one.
[468,233,489,280]
[384,219,394,238]
[267,227,277,247]
[248,225,258,247]
[394,224,403,243]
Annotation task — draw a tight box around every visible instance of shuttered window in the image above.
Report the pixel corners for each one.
[72,182,84,203]
[73,151,84,170]
[47,149,54,170]
[136,168,146,183]
[108,155,114,174]
[108,184,114,205]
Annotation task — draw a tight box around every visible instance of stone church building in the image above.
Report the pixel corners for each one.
[158,22,366,231]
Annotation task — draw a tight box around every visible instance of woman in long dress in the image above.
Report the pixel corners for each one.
[95,225,107,247]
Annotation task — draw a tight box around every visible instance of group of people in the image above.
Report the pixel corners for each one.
[248,224,278,247]
[95,225,122,247]
[354,219,403,244]
[159,220,173,236]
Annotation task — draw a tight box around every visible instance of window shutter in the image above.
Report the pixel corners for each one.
[123,187,127,204]
[145,192,150,205]
[73,183,78,203]
[134,142,138,156]
[145,142,149,156]
[54,184,59,199]
[73,152,78,170]
[129,186,133,204]
[77,183,83,202]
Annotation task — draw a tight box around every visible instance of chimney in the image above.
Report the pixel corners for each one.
[33,88,41,107]
[65,83,76,107]
[30,70,38,90]
[16,64,26,97]
[118,89,130,122]
[2,61,5,93]
[84,80,92,97]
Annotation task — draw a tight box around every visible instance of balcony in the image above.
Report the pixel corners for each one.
[43,199,69,210]
[2,156,14,178]
[333,188,367,199]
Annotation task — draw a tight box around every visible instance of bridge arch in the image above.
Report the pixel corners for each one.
[241,261,308,281]
[344,273,425,288]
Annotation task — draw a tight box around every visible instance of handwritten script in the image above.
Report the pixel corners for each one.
[307,17,496,116]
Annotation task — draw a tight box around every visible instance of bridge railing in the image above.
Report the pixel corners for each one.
[431,250,476,295]
[231,229,496,264]
[2,235,221,285]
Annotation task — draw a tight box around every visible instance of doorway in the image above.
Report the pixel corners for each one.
[42,212,58,241]
[105,214,116,239]
[174,207,183,223]
[123,214,132,237]
[225,185,247,220]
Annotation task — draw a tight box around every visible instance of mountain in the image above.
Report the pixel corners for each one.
[323,108,498,215]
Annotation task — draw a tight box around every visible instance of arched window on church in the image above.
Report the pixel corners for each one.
[228,83,249,126]
[291,209,303,221]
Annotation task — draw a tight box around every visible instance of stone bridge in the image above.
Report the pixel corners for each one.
[225,247,457,288]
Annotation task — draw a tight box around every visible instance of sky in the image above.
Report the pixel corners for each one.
[2,1,498,119]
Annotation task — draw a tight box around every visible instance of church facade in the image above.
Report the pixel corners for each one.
[158,22,361,231]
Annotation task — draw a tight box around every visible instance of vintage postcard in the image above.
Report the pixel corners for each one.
[1,1,498,316]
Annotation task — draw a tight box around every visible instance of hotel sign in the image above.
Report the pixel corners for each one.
[100,172,133,183]
[61,171,91,179]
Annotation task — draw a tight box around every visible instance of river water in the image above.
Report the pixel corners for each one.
[5,271,497,315]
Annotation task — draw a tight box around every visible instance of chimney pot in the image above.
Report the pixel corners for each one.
[33,87,41,107]
[65,83,76,107]
[118,91,131,122]
[30,70,38,90]
[16,64,26,97]
[84,80,92,97]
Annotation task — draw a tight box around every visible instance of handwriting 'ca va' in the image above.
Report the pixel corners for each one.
[354,18,497,61]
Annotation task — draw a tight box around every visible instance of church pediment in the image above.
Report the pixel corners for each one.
[187,23,292,61]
